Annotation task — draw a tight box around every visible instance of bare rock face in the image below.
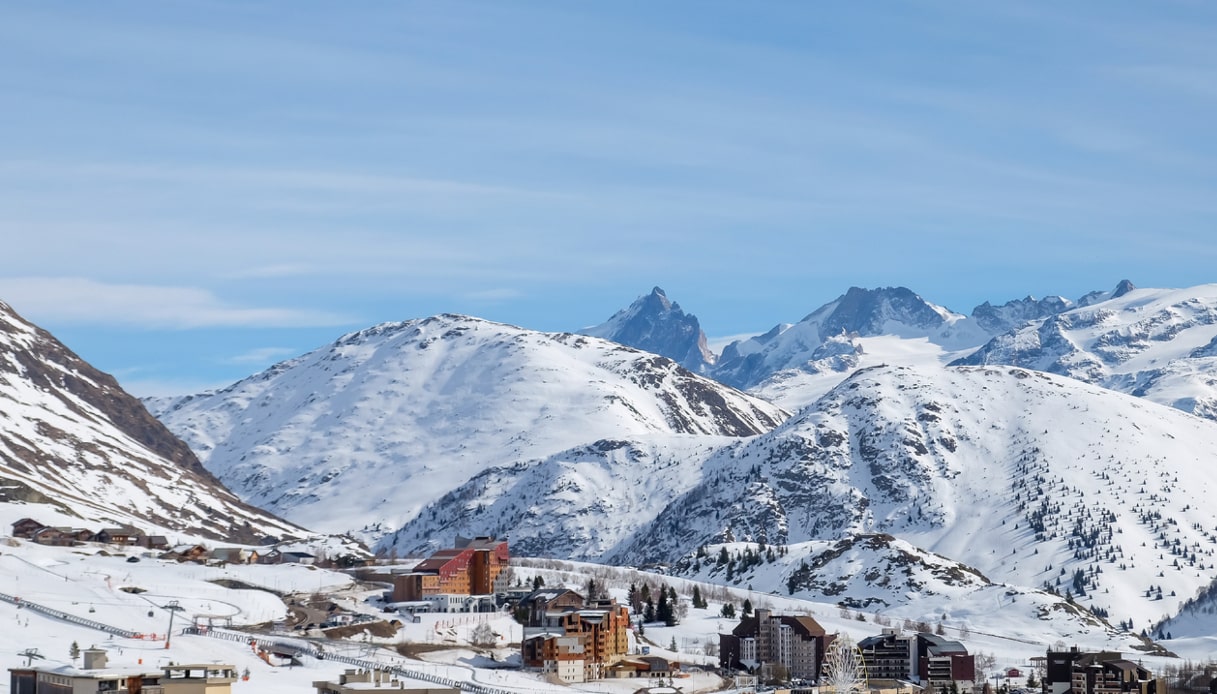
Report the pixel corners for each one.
[0,300,305,543]
[581,286,716,373]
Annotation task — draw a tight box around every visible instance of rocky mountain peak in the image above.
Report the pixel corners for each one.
[813,286,953,335]
[580,286,715,372]
[1077,279,1137,307]
[970,294,1073,334]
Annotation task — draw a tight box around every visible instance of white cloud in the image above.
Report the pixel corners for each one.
[225,264,318,280]
[0,277,353,329]
[462,288,524,302]
[224,347,300,365]
[116,376,233,399]
[706,331,766,355]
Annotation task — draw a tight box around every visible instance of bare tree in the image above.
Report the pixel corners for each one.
[470,621,497,648]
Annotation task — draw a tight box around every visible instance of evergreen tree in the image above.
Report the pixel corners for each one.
[742,598,753,616]
[721,602,736,618]
[532,575,544,590]
[69,641,80,662]
[657,588,677,626]
[692,585,706,609]
[628,583,641,612]
[644,597,656,623]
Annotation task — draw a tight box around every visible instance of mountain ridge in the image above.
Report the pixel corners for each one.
[148,313,788,543]
[139,280,1217,635]
[0,300,306,543]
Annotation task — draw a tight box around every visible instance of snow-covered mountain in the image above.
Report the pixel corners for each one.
[149,314,787,542]
[580,286,715,373]
[706,283,1133,410]
[971,293,1075,334]
[615,364,1217,630]
[953,283,1217,419]
[710,286,990,392]
[140,282,1217,635]
[374,358,1217,631]
[0,300,304,543]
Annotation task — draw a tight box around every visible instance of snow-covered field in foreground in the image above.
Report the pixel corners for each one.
[1,541,1213,694]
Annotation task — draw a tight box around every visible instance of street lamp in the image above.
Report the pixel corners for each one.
[162,600,184,649]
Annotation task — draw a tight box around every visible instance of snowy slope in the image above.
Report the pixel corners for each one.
[954,283,1217,419]
[383,434,730,560]
[149,314,787,541]
[1152,577,1217,639]
[0,300,305,543]
[1,534,1196,694]
[677,535,1127,644]
[710,285,1111,410]
[612,364,1217,631]
[711,286,990,392]
[515,557,1198,676]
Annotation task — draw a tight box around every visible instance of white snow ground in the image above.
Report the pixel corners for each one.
[1,531,1210,694]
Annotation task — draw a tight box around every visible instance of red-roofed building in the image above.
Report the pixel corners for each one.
[392,537,508,602]
[520,590,631,683]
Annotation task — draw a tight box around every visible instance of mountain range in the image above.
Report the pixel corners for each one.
[6,279,1217,640]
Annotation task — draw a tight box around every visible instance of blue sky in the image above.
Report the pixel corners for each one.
[2,1,1215,395]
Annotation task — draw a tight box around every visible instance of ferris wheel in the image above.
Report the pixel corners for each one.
[822,634,869,694]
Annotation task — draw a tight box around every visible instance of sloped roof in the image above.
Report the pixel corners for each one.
[920,633,968,655]
[414,548,466,572]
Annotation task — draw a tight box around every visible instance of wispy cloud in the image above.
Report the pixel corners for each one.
[225,264,319,280]
[0,160,556,200]
[223,347,300,365]
[116,375,234,399]
[462,288,524,303]
[0,277,353,329]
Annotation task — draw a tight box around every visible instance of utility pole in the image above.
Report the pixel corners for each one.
[163,600,183,649]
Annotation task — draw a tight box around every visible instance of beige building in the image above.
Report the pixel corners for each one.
[161,664,238,694]
[313,668,458,693]
[9,650,237,694]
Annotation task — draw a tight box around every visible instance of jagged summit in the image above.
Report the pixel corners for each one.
[971,294,1073,334]
[1077,278,1137,307]
[580,286,715,373]
[0,300,304,542]
[711,286,986,390]
[808,286,954,334]
[952,282,1217,419]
